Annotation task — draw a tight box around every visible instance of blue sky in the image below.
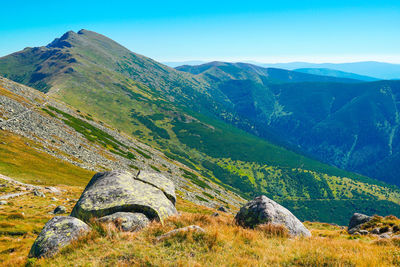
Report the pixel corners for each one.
[1,0,399,63]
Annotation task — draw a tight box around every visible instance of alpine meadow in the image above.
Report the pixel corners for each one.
[1,1,400,266]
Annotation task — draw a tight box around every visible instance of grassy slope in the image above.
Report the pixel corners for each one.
[0,130,94,186]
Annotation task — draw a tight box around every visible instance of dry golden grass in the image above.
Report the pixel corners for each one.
[0,185,84,266]
[1,180,400,266]
[3,199,393,267]
[0,130,95,186]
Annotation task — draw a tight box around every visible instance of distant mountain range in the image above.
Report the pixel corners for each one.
[294,68,378,81]
[260,61,400,80]
[1,30,400,223]
[165,60,400,80]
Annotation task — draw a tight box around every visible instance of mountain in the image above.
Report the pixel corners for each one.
[294,68,379,81]
[1,30,400,224]
[176,61,362,83]
[259,61,400,80]
[177,62,400,187]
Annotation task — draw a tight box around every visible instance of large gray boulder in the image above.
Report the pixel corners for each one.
[71,170,177,223]
[348,213,372,234]
[96,212,150,232]
[136,170,176,204]
[235,195,311,237]
[28,216,90,258]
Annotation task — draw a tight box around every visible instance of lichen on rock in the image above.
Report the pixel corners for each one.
[28,216,90,258]
[71,170,177,223]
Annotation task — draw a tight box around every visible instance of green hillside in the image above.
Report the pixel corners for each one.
[1,30,400,224]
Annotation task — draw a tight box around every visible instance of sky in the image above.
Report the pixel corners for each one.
[1,0,400,63]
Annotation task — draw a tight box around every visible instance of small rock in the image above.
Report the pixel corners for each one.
[359,230,368,235]
[28,216,90,258]
[33,189,45,197]
[0,184,6,187]
[51,197,58,201]
[156,225,205,242]
[372,228,380,234]
[96,212,150,232]
[53,206,67,214]
[211,212,220,217]
[218,206,228,212]
[380,233,391,239]
[45,187,61,194]
[0,200,7,205]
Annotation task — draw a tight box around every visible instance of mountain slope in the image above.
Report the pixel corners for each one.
[294,68,379,81]
[0,76,242,207]
[177,62,400,187]
[1,30,400,223]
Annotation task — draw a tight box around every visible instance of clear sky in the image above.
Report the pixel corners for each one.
[1,0,399,63]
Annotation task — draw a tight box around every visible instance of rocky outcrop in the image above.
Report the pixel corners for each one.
[96,212,150,232]
[71,170,177,223]
[347,213,372,234]
[235,195,311,237]
[28,216,90,258]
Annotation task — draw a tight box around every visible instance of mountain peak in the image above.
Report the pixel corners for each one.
[46,30,80,48]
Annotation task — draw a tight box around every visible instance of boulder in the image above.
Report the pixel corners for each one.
[156,225,205,242]
[96,212,150,232]
[234,195,311,237]
[28,216,90,258]
[0,200,7,205]
[348,213,372,234]
[71,170,177,223]
[136,170,176,204]
[53,205,67,214]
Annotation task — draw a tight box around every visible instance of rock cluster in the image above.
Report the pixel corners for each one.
[29,170,177,258]
[347,213,400,238]
[234,195,311,237]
